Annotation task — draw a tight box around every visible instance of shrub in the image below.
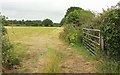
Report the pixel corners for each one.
[60,7,94,45]
[102,8,120,61]
[2,27,21,69]
[96,5,120,73]
[2,26,7,35]
[42,19,53,26]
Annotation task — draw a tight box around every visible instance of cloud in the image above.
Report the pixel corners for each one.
[0,0,119,23]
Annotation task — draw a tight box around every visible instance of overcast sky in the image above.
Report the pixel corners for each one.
[0,0,119,23]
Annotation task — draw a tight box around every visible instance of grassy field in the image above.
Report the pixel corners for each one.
[5,26,97,73]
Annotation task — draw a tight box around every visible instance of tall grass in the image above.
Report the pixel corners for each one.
[43,47,63,73]
[97,59,120,73]
[96,54,120,73]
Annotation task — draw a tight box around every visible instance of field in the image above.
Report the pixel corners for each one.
[5,26,97,73]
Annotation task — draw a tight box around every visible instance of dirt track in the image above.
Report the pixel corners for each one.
[6,27,97,73]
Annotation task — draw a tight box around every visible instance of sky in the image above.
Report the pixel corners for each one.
[0,0,119,23]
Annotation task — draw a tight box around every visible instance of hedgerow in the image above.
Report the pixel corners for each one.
[60,7,94,45]
[60,2,120,73]
[2,26,21,70]
[102,8,120,61]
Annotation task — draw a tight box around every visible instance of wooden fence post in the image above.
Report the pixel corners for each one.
[100,31,104,51]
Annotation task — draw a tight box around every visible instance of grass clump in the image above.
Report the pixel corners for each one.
[43,47,62,73]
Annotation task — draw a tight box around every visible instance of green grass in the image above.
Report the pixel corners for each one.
[59,35,96,61]
[71,44,120,73]
[73,44,120,73]
[6,26,61,41]
[5,26,62,61]
[69,43,97,61]
[5,26,98,73]
[13,42,28,60]
[5,26,64,72]
[43,47,63,73]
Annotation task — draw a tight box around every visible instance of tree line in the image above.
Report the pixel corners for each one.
[2,17,60,27]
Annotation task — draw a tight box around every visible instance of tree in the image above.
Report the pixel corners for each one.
[1,15,9,26]
[59,7,95,45]
[60,7,83,25]
[60,18,66,25]
[61,7,95,27]
[42,19,53,26]
[116,1,120,8]
[66,10,81,26]
[65,7,82,17]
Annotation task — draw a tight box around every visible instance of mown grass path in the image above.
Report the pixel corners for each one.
[6,27,97,73]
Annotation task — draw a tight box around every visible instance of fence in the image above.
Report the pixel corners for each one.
[82,28,104,55]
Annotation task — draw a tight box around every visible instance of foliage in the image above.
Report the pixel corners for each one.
[2,26,7,35]
[25,20,42,26]
[60,24,78,44]
[60,7,95,26]
[1,15,8,26]
[42,19,53,26]
[53,23,61,27]
[65,7,82,17]
[2,19,42,26]
[1,16,21,70]
[65,10,81,26]
[102,8,120,61]
[91,3,120,72]
[60,7,95,45]
[87,3,120,72]
[2,35,21,69]
[116,1,120,8]
[2,19,60,27]
[98,58,120,73]
[60,7,82,25]
[60,4,120,73]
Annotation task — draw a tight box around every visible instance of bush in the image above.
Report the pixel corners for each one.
[60,24,83,46]
[2,27,21,69]
[102,8,120,61]
[42,19,53,26]
[60,7,94,45]
[96,5,120,73]
[2,26,7,35]
[60,5,120,73]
